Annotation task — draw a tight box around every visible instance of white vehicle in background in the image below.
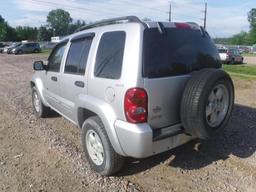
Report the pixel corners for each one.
[218,48,244,64]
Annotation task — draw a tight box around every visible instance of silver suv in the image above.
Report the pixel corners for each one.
[31,16,234,176]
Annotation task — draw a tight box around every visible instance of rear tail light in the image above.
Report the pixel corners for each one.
[124,88,148,123]
[175,23,191,29]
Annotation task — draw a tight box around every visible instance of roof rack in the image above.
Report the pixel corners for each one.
[75,16,147,32]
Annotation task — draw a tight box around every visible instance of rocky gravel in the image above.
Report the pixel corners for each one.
[0,53,256,192]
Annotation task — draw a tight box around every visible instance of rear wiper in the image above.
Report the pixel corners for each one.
[157,22,166,35]
[200,26,206,37]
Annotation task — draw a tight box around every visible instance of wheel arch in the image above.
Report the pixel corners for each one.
[30,77,48,106]
[75,95,125,156]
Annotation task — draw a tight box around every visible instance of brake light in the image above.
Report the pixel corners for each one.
[175,23,191,29]
[124,88,148,123]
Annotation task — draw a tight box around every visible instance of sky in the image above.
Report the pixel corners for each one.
[0,0,255,38]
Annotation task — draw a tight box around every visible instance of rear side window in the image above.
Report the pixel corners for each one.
[94,31,126,79]
[65,37,93,75]
[143,28,221,78]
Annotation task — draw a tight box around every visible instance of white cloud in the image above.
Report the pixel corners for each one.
[12,0,251,37]
[10,14,46,27]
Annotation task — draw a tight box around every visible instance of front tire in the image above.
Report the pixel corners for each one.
[32,87,50,118]
[82,116,125,176]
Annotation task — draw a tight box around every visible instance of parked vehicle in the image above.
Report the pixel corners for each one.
[218,48,243,64]
[31,16,234,176]
[0,43,7,53]
[12,42,41,54]
[40,42,57,50]
[3,43,21,54]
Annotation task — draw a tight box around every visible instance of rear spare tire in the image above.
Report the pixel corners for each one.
[180,69,234,139]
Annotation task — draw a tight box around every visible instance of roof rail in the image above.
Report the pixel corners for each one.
[75,16,147,32]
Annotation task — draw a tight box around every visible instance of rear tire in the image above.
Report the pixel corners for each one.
[32,87,50,118]
[17,50,23,55]
[34,49,39,53]
[180,69,234,139]
[82,116,125,176]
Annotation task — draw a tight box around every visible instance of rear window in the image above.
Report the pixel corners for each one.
[94,31,126,79]
[218,49,227,53]
[143,28,221,78]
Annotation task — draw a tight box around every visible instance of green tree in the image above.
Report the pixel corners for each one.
[248,8,256,29]
[248,8,256,44]
[68,20,86,34]
[0,15,17,41]
[0,15,8,41]
[37,26,52,41]
[15,26,38,41]
[229,31,251,45]
[47,9,72,36]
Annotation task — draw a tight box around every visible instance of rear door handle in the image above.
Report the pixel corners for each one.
[75,81,85,88]
[51,76,57,82]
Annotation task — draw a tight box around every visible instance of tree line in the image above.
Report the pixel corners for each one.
[1,8,256,44]
[214,8,256,45]
[0,9,86,42]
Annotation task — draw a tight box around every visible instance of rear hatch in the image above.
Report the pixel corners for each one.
[143,23,221,129]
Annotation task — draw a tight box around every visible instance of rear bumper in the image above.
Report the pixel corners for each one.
[114,120,193,158]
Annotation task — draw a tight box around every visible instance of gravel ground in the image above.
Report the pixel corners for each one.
[0,53,255,192]
[244,56,256,65]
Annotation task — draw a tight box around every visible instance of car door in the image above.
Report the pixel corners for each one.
[23,44,29,53]
[58,33,94,122]
[43,41,67,113]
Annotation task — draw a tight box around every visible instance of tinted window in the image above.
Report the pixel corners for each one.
[94,31,125,79]
[48,42,66,72]
[143,28,221,78]
[65,38,92,75]
[218,49,227,53]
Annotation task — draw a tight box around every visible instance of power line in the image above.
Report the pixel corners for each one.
[31,0,121,17]
[116,0,167,13]
[31,0,168,21]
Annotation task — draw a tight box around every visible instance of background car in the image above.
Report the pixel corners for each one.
[13,42,41,54]
[0,42,7,53]
[5,43,22,54]
[218,48,244,64]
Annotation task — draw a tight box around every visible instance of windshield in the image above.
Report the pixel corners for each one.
[143,28,221,78]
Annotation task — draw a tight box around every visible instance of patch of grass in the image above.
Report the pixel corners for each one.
[222,64,256,76]
[242,53,256,57]
[228,72,256,80]
[38,49,52,57]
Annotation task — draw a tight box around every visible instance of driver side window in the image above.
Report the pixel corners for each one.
[48,42,67,72]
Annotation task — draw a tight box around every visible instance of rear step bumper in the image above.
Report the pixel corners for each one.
[114,120,193,158]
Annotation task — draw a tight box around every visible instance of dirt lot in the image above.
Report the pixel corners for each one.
[0,54,256,192]
[244,56,256,65]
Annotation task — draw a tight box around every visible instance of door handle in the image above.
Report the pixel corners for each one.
[51,76,57,82]
[75,81,85,88]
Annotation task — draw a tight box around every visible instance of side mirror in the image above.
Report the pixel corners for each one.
[33,60,46,71]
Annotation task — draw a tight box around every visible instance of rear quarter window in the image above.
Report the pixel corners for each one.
[94,31,126,79]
